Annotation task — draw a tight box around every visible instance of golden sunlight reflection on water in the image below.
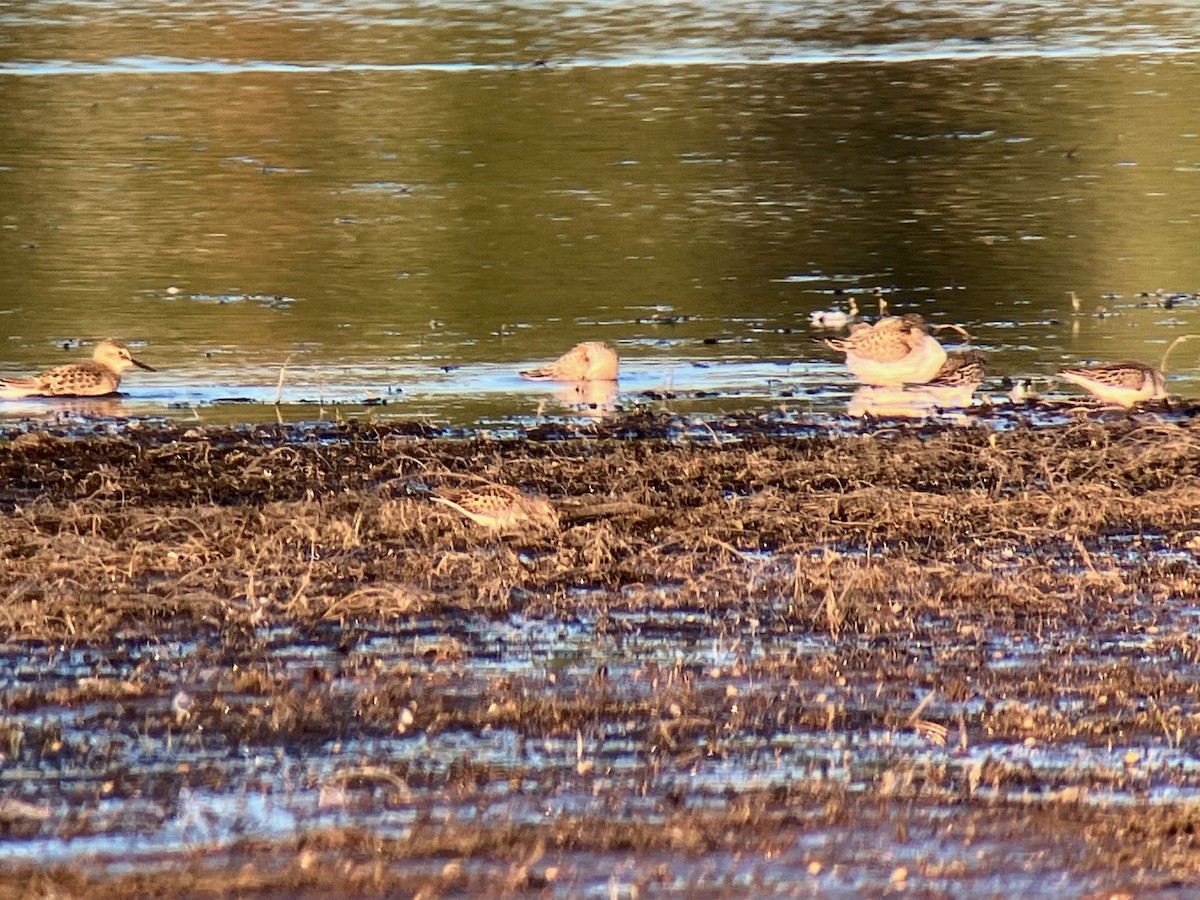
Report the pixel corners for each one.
[2,4,1200,422]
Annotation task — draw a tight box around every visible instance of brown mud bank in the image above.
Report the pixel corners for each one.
[0,411,1199,896]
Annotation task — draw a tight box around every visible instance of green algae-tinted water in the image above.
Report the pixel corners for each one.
[2,4,1200,423]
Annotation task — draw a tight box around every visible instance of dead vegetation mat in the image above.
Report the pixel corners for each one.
[1,413,1198,637]
[0,412,1198,894]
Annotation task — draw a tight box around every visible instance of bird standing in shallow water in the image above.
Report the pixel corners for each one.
[825,314,947,386]
[918,348,988,407]
[928,349,987,390]
[520,341,619,382]
[0,339,155,399]
[431,484,559,532]
[1058,361,1167,408]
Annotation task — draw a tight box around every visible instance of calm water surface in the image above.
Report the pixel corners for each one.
[2,2,1200,423]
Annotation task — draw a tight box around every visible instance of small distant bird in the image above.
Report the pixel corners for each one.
[171,690,194,724]
[431,484,559,532]
[1007,379,1040,404]
[1069,291,1082,314]
[1058,361,1167,407]
[0,338,155,399]
[809,296,858,329]
[520,341,618,382]
[826,314,947,386]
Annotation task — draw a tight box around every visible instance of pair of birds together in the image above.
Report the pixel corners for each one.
[0,337,616,400]
[825,312,1167,408]
[0,322,1166,409]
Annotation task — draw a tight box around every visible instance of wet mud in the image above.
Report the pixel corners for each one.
[1,410,1199,896]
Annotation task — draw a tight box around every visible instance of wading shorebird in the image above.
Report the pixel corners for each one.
[431,484,560,532]
[1058,361,1167,408]
[928,349,988,390]
[520,341,619,382]
[0,339,155,399]
[825,314,947,386]
[920,348,988,407]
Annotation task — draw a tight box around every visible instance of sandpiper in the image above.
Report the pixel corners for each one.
[431,484,559,531]
[928,349,987,389]
[826,314,947,386]
[0,339,155,399]
[1058,361,1167,407]
[520,341,619,382]
[916,348,988,407]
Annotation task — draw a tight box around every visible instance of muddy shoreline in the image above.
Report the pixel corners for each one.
[1,411,1199,896]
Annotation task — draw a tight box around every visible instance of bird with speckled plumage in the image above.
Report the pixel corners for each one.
[520,341,618,382]
[1058,361,1167,407]
[825,314,947,386]
[431,484,559,532]
[0,339,155,399]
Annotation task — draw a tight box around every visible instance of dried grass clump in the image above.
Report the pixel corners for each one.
[0,415,1198,639]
